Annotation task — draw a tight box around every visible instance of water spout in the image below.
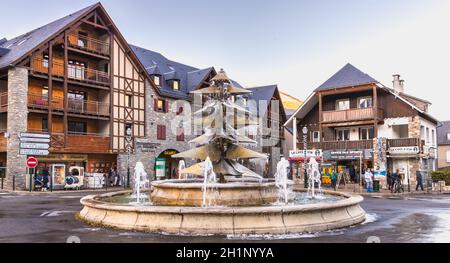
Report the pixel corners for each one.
[178,160,186,180]
[202,157,217,208]
[132,162,148,204]
[275,158,291,204]
[307,158,321,199]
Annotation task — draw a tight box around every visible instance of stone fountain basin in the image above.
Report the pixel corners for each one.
[150,179,295,207]
[79,190,366,235]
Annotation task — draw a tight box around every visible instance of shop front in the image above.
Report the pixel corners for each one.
[155,149,182,180]
[387,145,423,191]
[34,153,117,190]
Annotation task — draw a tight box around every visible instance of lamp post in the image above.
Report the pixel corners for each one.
[125,127,132,189]
[303,126,308,189]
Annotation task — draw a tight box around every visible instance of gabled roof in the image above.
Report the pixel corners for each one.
[245,85,286,119]
[316,63,378,92]
[280,91,303,118]
[0,3,97,69]
[437,121,450,145]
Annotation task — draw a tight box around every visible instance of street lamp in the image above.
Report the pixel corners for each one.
[125,127,132,189]
[303,126,308,189]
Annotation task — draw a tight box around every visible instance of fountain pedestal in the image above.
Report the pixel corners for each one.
[151,179,295,207]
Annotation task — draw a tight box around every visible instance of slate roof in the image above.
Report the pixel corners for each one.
[315,63,378,91]
[437,121,450,145]
[0,4,97,70]
[130,45,244,100]
[244,85,284,118]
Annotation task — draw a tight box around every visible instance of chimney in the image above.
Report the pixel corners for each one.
[393,74,404,93]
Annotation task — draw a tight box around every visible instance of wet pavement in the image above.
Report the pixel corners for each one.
[0,191,449,243]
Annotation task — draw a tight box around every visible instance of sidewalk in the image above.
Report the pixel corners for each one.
[294,183,450,198]
[0,186,126,195]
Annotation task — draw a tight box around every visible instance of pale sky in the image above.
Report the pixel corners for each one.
[0,0,449,120]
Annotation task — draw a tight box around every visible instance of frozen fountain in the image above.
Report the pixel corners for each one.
[79,69,366,235]
[178,160,186,180]
[274,158,293,204]
[131,162,148,204]
[307,158,322,199]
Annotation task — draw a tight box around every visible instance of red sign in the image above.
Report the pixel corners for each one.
[26,157,38,169]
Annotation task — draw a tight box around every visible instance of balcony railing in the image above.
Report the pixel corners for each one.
[31,58,110,85]
[27,131,110,153]
[387,138,423,148]
[298,140,373,150]
[68,99,110,116]
[28,93,109,116]
[68,34,110,56]
[322,107,384,123]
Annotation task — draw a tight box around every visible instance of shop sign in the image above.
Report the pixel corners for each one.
[20,149,49,156]
[289,149,323,159]
[136,142,160,153]
[38,154,88,162]
[389,146,419,155]
[323,150,365,160]
[155,158,166,179]
[164,150,178,156]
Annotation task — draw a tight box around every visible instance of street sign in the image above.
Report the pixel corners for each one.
[20,149,50,156]
[20,143,50,150]
[26,157,38,169]
[19,132,51,139]
[20,137,51,143]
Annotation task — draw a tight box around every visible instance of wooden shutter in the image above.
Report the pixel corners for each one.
[165,100,169,113]
[154,99,158,112]
[162,125,166,140]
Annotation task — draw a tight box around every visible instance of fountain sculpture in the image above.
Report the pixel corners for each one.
[78,69,366,236]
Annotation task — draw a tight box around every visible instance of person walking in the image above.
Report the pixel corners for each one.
[416,170,424,191]
[331,169,338,191]
[364,168,373,193]
[349,164,356,183]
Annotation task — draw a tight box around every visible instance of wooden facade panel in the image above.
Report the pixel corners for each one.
[379,90,417,118]
[52,134,110,154]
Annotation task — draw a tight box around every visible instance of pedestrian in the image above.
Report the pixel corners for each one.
[387,171,392,191]
[349,164,356,183]
[416,171,424,191]
[109,168,117,187]
[364,168,373,193]
[331,169,338,191]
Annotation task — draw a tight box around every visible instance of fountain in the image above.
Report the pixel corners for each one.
[178,160,186,180]
[130,162,148,204]
[307,158,322,199]
[78,69,366,235]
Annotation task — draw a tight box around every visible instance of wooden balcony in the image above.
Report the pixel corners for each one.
[28,93,110,117]
[387,138,423,149]
[31,58,110,86]
[50,132,110,153]
[68,34,110,56]
[298,140,373,150]
[322,107,384,124]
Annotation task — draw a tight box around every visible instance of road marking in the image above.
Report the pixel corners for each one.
[40,210,76,217]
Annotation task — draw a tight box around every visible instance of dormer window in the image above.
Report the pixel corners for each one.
[172,80,180,91]
[153,75,161,86]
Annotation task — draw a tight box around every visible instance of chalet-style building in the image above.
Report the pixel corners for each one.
[285,63,438,189]
[437,121,450,170]
[0,3,288,189]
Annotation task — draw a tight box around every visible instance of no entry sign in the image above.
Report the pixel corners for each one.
[26,157,38,169]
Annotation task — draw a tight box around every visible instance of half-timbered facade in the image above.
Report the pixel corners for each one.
[285,64,438,189]
[0,3,157,190]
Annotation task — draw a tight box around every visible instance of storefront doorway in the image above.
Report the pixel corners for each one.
[156,149,182,180]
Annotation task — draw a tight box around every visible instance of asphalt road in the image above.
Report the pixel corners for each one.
[0,190,449,243]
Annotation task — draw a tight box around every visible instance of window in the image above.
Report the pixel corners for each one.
[177,128,185,141]
[358,97,373,109]
[42,118,49,132]
[447,151,450,163]
[157,125,166,140]
[432,129,435,145]
[68,121,87,134]
[336,129,350,141]
[360,127,374,140]
[42,86,49,100]
[172,80,180,91]
[154,99,168,113]
[311,131,320,143]
[43,54,49,68]
[420,125,425,140]
[125,95,133,108]
[125,123,133,136]
[447,133,450,141]
[68,60,86,80]
[426,127,430,143]
[68,90,86,112]
[78,32,88,48]
[153,75,161,86]
[336,99,350,111]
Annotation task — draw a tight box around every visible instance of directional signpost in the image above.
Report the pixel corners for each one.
[19,132,50,192]
[19,132,51,156]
